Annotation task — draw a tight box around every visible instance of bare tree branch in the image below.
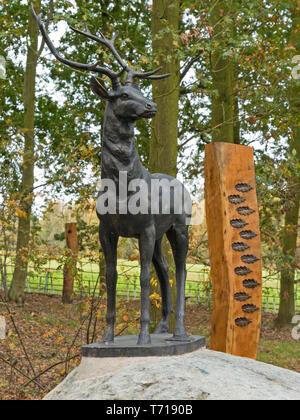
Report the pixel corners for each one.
[0,354,45,390]
[180,50,203,81]
[37,0,54,59]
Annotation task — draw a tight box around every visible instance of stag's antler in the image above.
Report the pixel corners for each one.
[69,26,128,71]
[30,4,170,88]
[69,25,171,85]
[30,4,124,89]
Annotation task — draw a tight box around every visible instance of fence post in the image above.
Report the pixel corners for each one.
[0,258,8,299]
[26,276,31,293]
[273,296,277,313]
[44,272,49,293]
[50,273,54,294]
[38,274,42,292]
[63,223,78,304]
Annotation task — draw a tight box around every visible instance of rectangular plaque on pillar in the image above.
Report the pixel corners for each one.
[205,143,262,360]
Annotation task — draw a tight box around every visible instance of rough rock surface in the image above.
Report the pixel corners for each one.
[44,349,300,400]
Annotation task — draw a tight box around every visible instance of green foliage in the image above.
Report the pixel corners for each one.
[0,0,299,307]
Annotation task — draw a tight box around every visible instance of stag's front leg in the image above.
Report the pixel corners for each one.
[99,223,119,343]
[138,225,156,345]
[167,224,189,340]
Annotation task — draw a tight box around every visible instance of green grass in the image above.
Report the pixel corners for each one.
[258,340,300,371]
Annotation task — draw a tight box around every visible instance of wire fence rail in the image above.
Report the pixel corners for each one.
[0,253,299,314]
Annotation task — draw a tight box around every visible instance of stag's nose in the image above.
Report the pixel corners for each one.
[146,102,157,112]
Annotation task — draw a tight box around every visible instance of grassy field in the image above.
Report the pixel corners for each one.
[1,257,300,314]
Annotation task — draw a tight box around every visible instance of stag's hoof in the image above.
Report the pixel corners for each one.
[137,332,151,345]
[100,328,114,343]
[154,321,169,334]
[169,334,192,342]
[170,327,190,341]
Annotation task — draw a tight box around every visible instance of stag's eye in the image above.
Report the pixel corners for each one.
[121,93,129,100]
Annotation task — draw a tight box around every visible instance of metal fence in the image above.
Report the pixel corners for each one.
[0,253,299,314]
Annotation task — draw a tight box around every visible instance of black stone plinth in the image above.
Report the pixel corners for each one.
[82,334,206,358]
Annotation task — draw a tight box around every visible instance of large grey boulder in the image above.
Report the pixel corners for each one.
[44,349,300,400]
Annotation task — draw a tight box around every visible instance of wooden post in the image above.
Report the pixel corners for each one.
[62,223,78,304]
[205,143,262,359]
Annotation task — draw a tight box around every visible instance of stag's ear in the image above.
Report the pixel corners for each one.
[90,77,111,101]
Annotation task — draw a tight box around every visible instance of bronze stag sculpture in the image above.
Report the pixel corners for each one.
[31,5,192,345]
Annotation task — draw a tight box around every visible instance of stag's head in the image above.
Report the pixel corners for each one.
[91,79,158,122]
[31,5,170,122]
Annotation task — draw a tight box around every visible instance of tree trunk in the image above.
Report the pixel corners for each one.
[8,1,40,303]
[276,1,300,326]
[150,0,180,332]
[150,0,180,175]
[210,1,235,144]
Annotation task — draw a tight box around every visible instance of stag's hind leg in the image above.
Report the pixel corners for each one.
[137,225,156,345]
[152,238,173,334]
[166,223,189,340]
[99,223,119,343]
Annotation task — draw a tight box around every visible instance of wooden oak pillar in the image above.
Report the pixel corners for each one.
[205,143,262,359]
[62,223,78,304]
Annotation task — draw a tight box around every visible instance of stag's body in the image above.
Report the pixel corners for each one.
[98,93,191,344]
[31,4,192,345]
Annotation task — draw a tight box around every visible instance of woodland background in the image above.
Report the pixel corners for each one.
[0,0,299,400]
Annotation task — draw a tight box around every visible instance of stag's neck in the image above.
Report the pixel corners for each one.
[101,105,144,182]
